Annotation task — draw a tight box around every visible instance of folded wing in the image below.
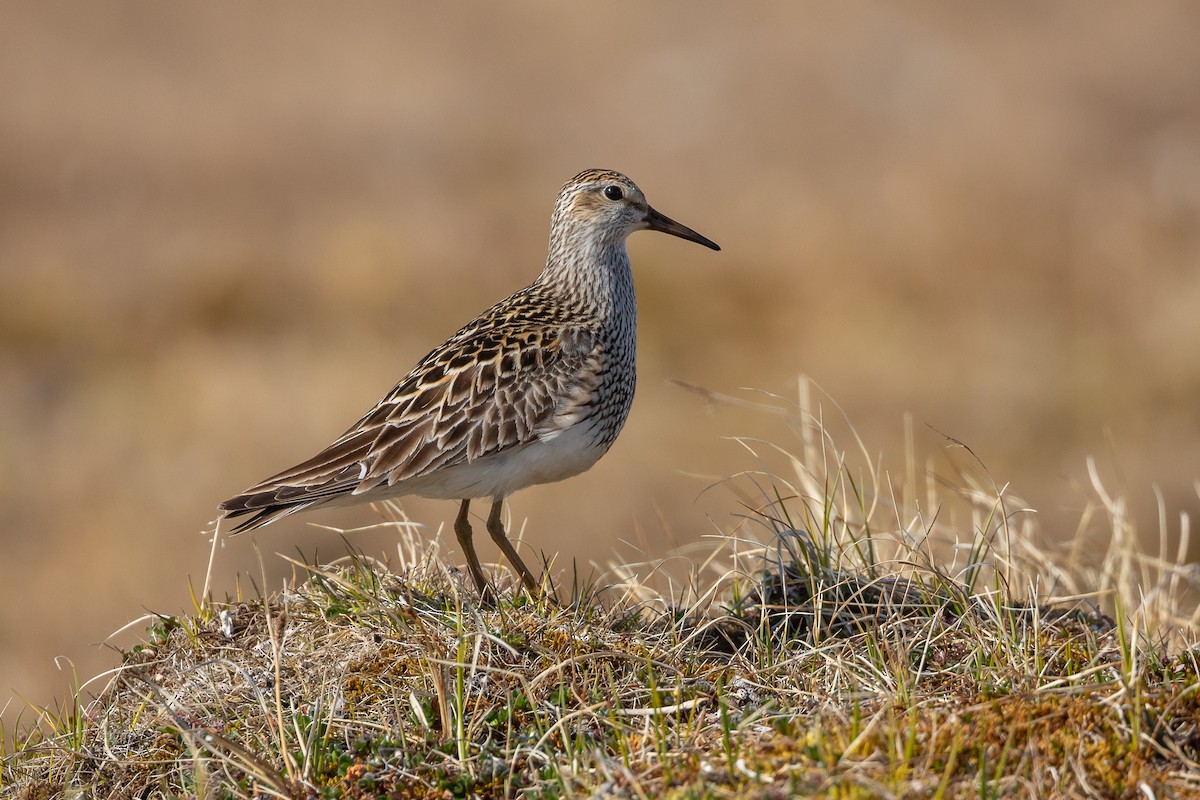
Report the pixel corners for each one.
[219,322,597,532]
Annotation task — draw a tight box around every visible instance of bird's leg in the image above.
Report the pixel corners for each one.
[454,499,491,597]
[486,500,542,596]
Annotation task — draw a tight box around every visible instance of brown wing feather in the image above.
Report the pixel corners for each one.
[219,317,597,532]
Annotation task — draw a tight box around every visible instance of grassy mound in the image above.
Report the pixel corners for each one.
[5,386,1199,798]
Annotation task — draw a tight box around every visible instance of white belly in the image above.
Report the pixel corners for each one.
[391,420,611,501]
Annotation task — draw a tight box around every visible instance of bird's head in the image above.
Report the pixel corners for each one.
[552,169,720,253]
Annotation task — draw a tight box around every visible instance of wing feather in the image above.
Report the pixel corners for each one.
[220,319,599,532]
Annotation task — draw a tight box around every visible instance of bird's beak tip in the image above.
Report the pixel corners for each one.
[645,206,720,252]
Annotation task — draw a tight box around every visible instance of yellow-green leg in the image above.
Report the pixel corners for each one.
[454,499,490,596]
[486,500,541,595]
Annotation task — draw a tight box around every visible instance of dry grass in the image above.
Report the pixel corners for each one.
[4,382,1198,799]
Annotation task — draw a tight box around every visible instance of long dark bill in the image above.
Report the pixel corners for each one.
[645,206,720,251]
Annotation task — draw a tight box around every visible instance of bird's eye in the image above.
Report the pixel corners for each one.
[603,185,623,201]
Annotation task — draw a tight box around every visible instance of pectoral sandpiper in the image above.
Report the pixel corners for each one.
[219,169,719,597]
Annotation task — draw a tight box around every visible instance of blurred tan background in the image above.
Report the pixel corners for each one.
[3,3,1199,729]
